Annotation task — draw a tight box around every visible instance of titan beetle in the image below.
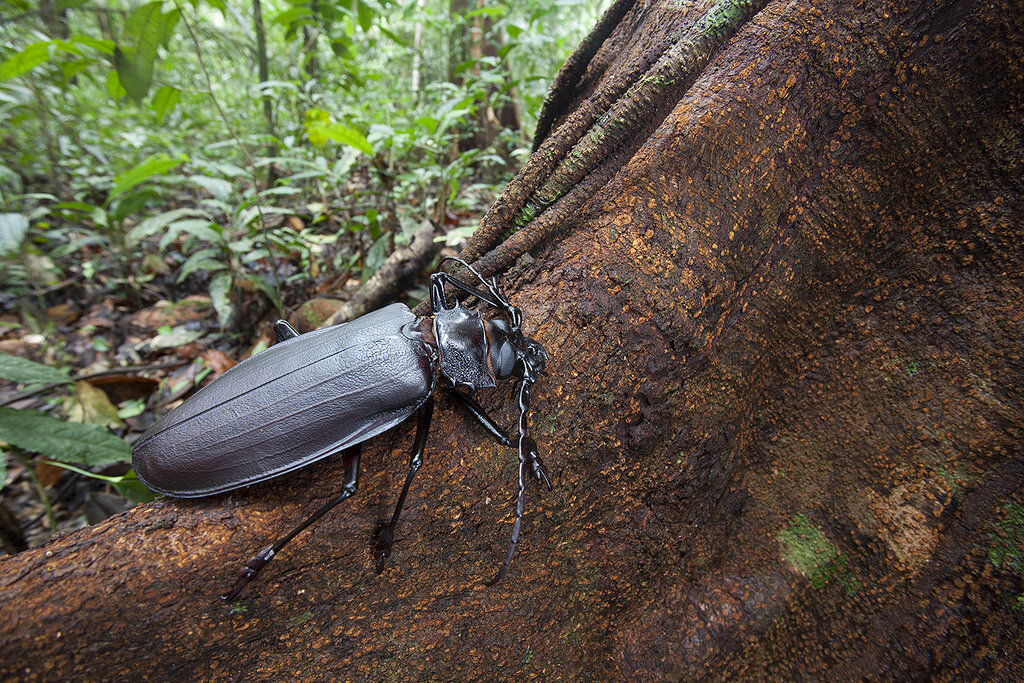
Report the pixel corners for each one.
[131,258,550,600]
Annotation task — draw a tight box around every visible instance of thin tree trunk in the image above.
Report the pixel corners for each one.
[410,0,425,101]
[252,0,278,180]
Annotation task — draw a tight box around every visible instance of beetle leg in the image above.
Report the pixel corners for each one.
[431,268,521,329]
[221,445,361,602]
[375,398,434,573]
[445,389,513,448]
[447,388,551,489]
[274,320,300,342]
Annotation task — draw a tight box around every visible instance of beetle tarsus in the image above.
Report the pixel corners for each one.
[221,446,361,602]
[221,545,276,602]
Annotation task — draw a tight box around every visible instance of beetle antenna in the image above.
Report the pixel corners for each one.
[484,353,549,585]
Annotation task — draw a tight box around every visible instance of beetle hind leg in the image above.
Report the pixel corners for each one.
[375,398,434,573]
[221,444,361,602]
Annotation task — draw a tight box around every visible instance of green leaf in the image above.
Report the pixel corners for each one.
[303,108,372,155]
[0,353,72,385]
[70,34,115,56]
[151,85,180,121]
[361,232,391,282]
[0,213,29,256]
[164,218,221,248]
[112,471,157,504]
[0,41,54,81]
[115,2,180,103]
[127,207,212,245]
[320,122,373,155]
[108,153,187,203]
[37,461,156,504]
[0,407,130,467]
[105,69,126,100]
[209,272,233,329]
[191,176,233,201]
[356,0,375,32]
[113,45,151,104]
[177,248,226,283]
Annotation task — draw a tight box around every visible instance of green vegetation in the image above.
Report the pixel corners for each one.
[988,503,1024,610]
[1,0,603,323]
[779,513,861,596]
[0,0,602,546]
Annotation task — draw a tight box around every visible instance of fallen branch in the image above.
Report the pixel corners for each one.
[322,219,439,326]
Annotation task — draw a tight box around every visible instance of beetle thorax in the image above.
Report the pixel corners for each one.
[432,308,496,389]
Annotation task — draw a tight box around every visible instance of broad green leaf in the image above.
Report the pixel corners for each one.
[319,123,372,155]
[113,44,150,103]
[106,69,126,99]
[0,42,53,81]
[0,407,130,467]
[70,34,115,55]
[115,2,180,102]
[112,471,157,504]
[273,6,314,28]
[0,353,72,385]
[361,232,391,282]
[177,248,226,282]
[151,85,180,121]
[303,108,371,155]
[64,381,125,429]
[127,207,212,245]
[108,153,187,203]
[356,0,375,32]
[164,218,221,247]
[190,176,233,201]
[209,272,233,329]
[0,213,29,255]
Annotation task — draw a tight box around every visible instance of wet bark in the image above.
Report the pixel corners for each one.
[2,0,1023,679]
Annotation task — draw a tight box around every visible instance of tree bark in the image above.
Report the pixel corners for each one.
[2,0,1023,679]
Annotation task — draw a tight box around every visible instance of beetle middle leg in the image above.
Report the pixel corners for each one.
[222,445,361,602]
[374,398,434,573]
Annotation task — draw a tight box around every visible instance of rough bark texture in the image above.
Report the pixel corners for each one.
[3,0,1023,679]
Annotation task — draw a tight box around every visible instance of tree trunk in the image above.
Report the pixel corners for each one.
[2,0,1023,679]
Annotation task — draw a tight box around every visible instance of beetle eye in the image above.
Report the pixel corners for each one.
[488,320,518,379]
[494,340,517,379]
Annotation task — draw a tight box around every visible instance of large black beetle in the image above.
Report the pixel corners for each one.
[132,259,550,600]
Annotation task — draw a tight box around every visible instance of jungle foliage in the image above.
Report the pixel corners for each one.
[0,0,602,548]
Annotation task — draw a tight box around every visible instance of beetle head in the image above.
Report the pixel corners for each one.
[486,320,547,381]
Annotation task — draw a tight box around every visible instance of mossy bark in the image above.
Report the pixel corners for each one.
[2,0,1023,679]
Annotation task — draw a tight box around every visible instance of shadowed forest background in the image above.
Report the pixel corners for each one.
[1,0,1023,679]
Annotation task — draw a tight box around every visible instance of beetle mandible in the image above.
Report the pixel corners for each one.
[131,258,551,601]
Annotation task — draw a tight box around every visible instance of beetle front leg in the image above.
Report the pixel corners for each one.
[447,388,551,490]
[221,444,361,602]
[375,398,434,573]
